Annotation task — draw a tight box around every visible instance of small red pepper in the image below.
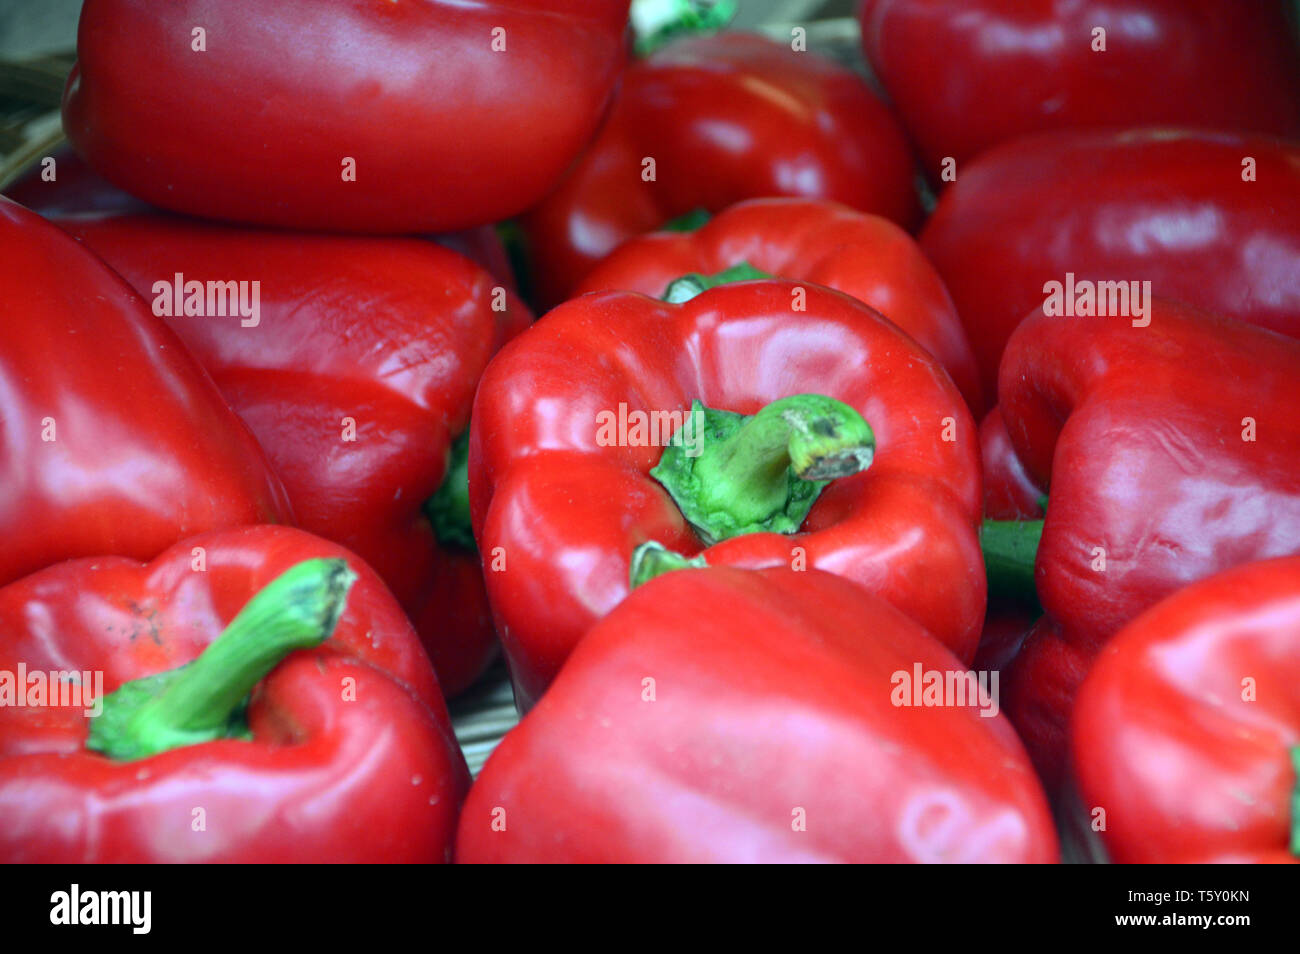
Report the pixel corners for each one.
[921,129,1300,398]
[575,197,982,411]
[61,213,532,695]
[63,0,632,232]
[457,565,1057,863]
[0,197,290,589]
[0,525,469,863]
[470,280,983,709]
[989,299,1300,789]
[522,31,919,307]
[1072,556,1300,863]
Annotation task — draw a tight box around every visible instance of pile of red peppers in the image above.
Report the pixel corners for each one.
[1,0,1298,866]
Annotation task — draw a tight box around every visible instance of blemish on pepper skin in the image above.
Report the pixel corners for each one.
[123,601,164,645]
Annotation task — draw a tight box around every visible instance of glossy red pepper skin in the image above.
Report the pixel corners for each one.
[921,129,1300,399]
[0,198,290,588]
[470,282,983,709]
[575,197,982,411]
[1073,557,1300,863]
[457,566,1056,863]
[860,0,1300,177]
[998,300,1300,788]
[62,213,532,695]
[522,32,919,307]
[63,0,630,232]
[0,525,469,863]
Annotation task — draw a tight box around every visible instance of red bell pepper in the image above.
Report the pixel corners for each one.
[61,213,532,695]
[920,129,1300,398]
[0,197,289,588]
[0,525,469,863]
[989,299,1300,789]
[63,0,631,232]
[521,31,919,307]
[860,0,1300,177]
[574,197,982,411]
[457,565,1057,863]
[470,280,983,709]
[1072,557,1300,863]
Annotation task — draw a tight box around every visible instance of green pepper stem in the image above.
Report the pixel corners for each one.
[427,429,476,553]
[662,208,712,233]
[651,395,874,545]
[663,262,773,303]
[630,541,708,588]
[86,558,356,761]
[981,518,1044,605]
[1291,747,1300,858]
[698,394,874,490]
[632,0,737,56]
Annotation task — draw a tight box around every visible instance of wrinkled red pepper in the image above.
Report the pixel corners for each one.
[470,280,983,709]
[575,197,982,411]
[61,213,532,695]
[989,300,1300,788]
[63,0,631,232]
[0,198,290,588]
[522,31,919,307]
[921,129,1300,398]
[860,0,1300,177]
[457,565,1057,863]
[0,525,469,863]
[1073,557,1300,863]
